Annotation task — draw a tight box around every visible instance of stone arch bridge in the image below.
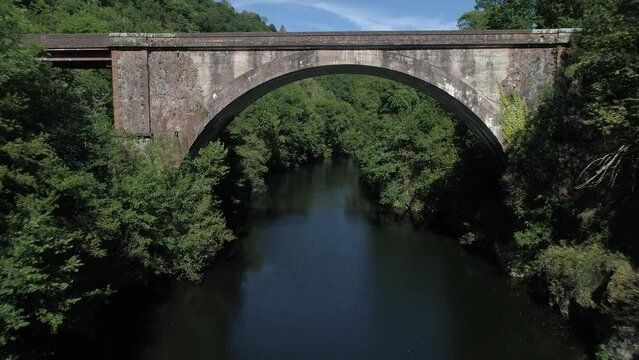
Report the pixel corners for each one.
[30,30,574,158]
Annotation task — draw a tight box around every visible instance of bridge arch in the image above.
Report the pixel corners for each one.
[33,31,573,160]
[188,50,505,159]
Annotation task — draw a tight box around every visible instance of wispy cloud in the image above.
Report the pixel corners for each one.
[231,0,457,30]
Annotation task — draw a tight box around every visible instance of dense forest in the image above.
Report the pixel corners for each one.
[0,0,637,359]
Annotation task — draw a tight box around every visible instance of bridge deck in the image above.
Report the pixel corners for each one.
[25,29,576,69]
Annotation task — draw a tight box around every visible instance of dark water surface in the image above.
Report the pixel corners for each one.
[61,159,588,359]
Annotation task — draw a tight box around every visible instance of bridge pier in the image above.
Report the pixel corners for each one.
[112,50,152,136]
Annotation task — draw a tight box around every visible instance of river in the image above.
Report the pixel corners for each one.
[57,159,588,359]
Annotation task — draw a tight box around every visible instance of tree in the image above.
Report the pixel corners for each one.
[0,1,110,350]
[458,0,538,30]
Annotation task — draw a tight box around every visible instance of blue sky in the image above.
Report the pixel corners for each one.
[227,0,477,31]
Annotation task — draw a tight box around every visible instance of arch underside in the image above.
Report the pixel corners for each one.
[190,55,505,162]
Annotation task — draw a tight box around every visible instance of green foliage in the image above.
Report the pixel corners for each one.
[458,0,539,30]
[595,344,613,360]
[514,221,552,249]
[539,244,638,319]
[0,1,28,46]
[535,0,585,28]
[341,80,460,215]
[0,5,111,347]
[314,98,357,152]
[103,139,234,282]
[540,244,613,310]
[567,0,638,140]
[226,80,332,191]
[457,0,586,30]
[224,78,366,199]
[0,136,108,347]
[606,264,639,335]
[499,88,529,145]
[22,0,275,33]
